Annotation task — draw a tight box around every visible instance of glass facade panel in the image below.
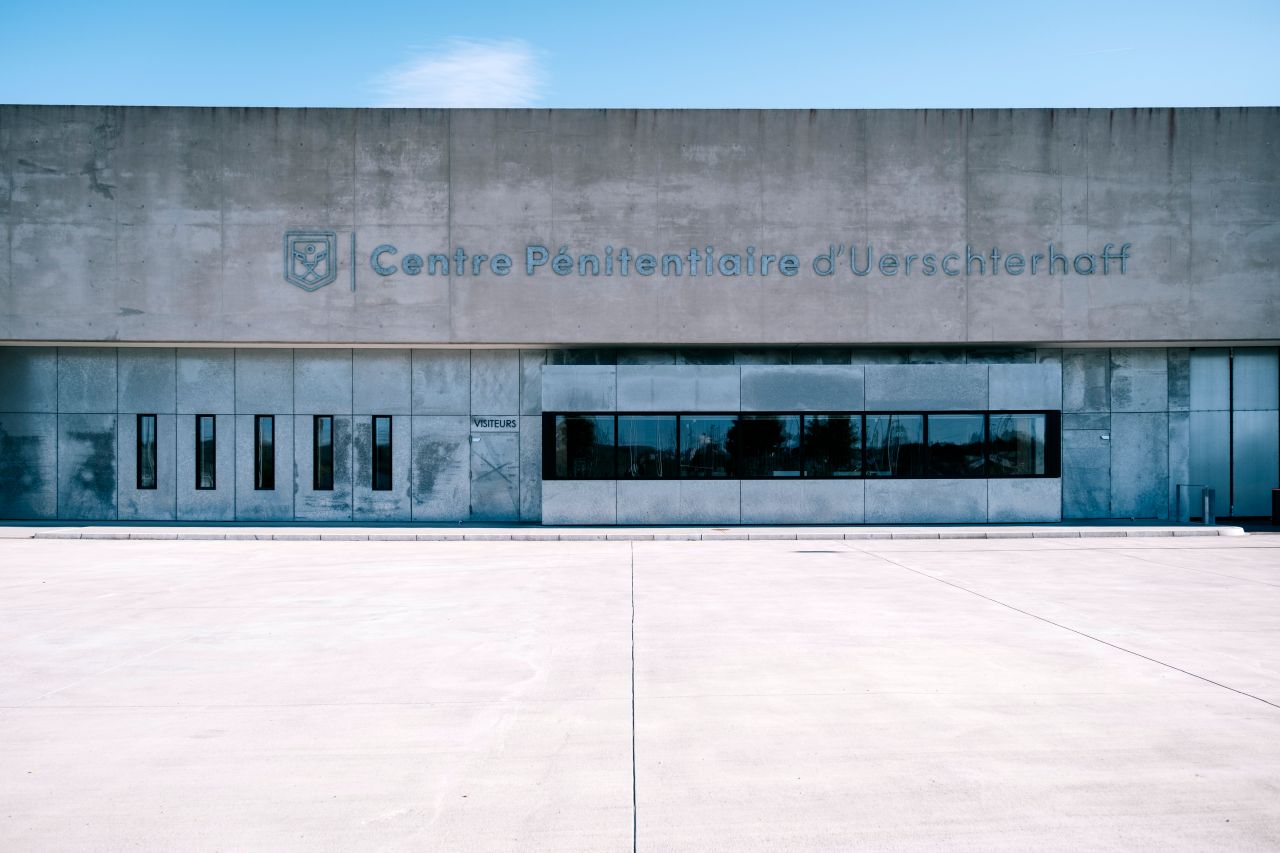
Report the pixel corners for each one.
[731,415,801,477]
[314,415,334,491]
[927,414,986,476]
[803,415,862,477]
[372,416,393,490]
[679,416,735,478]
[554,415,616,478]
[864,414,924,477]
[254,415,274,491]
[618,415,677,478]
[195,415,216,490]
[987,414,1047,476]
[137,414,157,490]
[543,410,1058,481]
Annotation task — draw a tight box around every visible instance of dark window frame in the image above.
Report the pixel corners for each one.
[372,415,393,491]
[194,414,216,490]
[313,415,335,491]
[542,410,1060,481]
[136,414,158,490]
[254,415,275,491]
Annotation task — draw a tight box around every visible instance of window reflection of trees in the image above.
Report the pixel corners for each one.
[680,417,734,477]
[619,416,677,478]
[803,415,861,477]
[865,415,924,477]
[988,415,1045,476]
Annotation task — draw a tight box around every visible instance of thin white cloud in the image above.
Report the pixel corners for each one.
[373,39,545,107]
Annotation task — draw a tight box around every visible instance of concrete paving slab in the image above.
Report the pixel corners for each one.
[0,535,1276,851]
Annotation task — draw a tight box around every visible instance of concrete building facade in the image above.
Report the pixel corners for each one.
[0,106,1276,523]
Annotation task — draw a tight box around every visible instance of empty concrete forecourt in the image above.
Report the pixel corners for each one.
[1,525,1278,851]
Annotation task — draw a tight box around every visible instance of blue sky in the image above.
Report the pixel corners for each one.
[2,0,1277,107]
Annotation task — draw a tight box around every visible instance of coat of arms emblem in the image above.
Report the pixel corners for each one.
[284,231,338,291]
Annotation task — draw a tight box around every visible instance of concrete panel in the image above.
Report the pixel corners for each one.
[0,413,57,518]
[0,347,57,412]
[1062,350,1110,413]
[57,348,117,413]
[57,413,116,519]
[616,480,741,525]
[117,414,176,521]
[1167,348,1190,412]
[352,415,411,521]
[352,349,411,415]
[542,480,617,525]
[864,479,986,523]
[234,350,292,415]
[176,349,234,415]
[410,416,469,521]
[740,479,864,524]
[1232,347,1279,411]
[740,366,864,412]
[542,366,617,412]
[1062,430,1110,518]
[987,479,1061,523]
[411,350,470,415]
[470,350,521,415]
[519,415,543,521]
[294,349,353,415]
[470,433,520,521]
[354,109,449,226]
[234,414,294,521]
[988,363,1062,410]
[1110,348,1168,413]
[863,365,987,411]
[1063,413,1109,430]
[1189,410,1230,516]
[176,414,235,521]
[1111,413,1169,519]
[519,350,546,415]
[1189,348,1230,411]
[1167,411,1190,520]
[117,348,176,414]
[616,366,740,412]
[293,415,353,521]
[1231,409,1279,517]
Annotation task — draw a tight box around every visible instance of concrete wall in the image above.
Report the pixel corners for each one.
[2,107,1277,347]
[0,346,539,522]
[2,344,1253,524]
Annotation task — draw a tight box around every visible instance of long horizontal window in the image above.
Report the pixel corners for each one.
[544,411,1059,480]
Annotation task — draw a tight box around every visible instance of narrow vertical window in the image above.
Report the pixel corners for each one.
[254,415,275,490]
[372,416,393,491]
[313,415,334,491]
[195,415,216,490]
[137,414,157,490]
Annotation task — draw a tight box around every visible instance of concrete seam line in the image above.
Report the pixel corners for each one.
[845,544,1280,713]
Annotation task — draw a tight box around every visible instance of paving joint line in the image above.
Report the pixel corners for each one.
[845,544,1280,712]
[629,541,637,853]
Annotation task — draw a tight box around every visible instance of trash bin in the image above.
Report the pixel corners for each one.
[1176,484,1205,523]
[1202,488,1216,526]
